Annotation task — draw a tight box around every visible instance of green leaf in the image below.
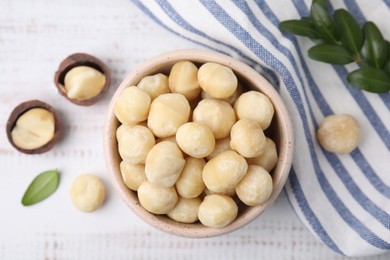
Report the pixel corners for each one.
[21,170,60,206]
[334,9,363,54]
[347,67,390,93]
[361,22,387,68]
[385,41,390,75]
[311,3,339,44]
[312,0,328,10]
[308,44,354,64]
[279,19,321,39]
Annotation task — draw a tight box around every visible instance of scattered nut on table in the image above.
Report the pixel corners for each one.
[54,53,111,106]
[114,60,279,228]
[317,114,361,154]
[70,174,106,212]
[6,100,61,154]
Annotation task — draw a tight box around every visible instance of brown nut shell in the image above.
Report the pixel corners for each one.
[54,53,111,106]
[6,100,61,154]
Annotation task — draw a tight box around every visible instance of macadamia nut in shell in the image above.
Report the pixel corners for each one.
[11,108,55,150]
[145,141,185,188]
[114,86,151,125]
[147,93,190,138]
[317,114,360,154]
[64,66,106,101]
[198,194,238,228]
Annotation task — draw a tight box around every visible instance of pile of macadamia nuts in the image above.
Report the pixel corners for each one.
[114,61,278,228]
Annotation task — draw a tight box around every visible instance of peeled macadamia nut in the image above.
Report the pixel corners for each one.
[246,138,278,172]
[70,174,105,212]
[137,181,178,214]
[169,61,200,100]
[176,157,206,198]
[115,86,151,125]
[193,99,236,139]
[234,91,274,130]
[11,108,55,150]
[206,137,232,161]
[147,93,190,138]
[137,73,170,100]
[120,161,146,191]
[167,197,202,223]
[198,62,237,99]
[176,122,215,158]
[64,66,106,101]
[230,119,266,158]
[236,165,273,206]
[198,194,238,228]
[202,150,248,194]
[145,141,185,188]
[317,114,360,154]
[117,125,155,164]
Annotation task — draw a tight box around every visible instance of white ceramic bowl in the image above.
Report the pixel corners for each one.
[104,49,294,237]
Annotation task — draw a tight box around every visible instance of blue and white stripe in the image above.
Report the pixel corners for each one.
[132,0,390,257]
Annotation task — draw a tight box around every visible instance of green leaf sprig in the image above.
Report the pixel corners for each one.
[21,169,60,206]
[279,0,390,93]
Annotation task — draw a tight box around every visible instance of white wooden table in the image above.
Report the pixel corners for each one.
[0,0,389,259]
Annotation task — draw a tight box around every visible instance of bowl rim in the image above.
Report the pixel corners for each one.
[104,49,294,238]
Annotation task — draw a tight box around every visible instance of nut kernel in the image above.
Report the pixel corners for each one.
[137,73,170,100]
[115,86,151,126]
[169,61,201,100]
[234,91,274,130]
[64,66,106,101]
[11,108,55,150]
[145,141,185,188]
[120,161,146,191]
[147,93,190,138]
[198,62,237,98]
[176,157,206,198]
[202,150,248,194]
[70,174,105,212]
[193,99,236,139]
[246,137,278,172]
[235,165,273,206]
[167,197,202,224]
[198,194,238,228]
[117,125,155,164]
[317,114,360,154]
[230,119,266,158]
[176,122,215,158]
[138,181,178,214]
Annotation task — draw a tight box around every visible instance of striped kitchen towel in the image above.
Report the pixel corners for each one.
[131,0,390,257]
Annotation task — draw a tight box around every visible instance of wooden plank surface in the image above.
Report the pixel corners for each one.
[0,0,389,259]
